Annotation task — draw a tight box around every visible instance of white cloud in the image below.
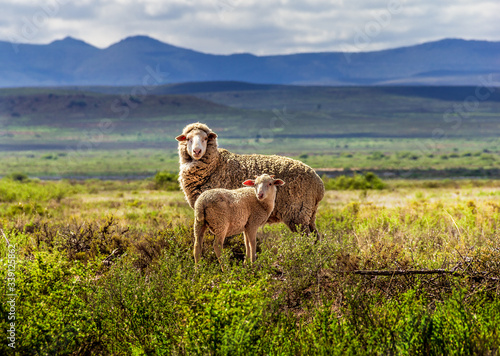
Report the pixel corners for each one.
[0,0,499,54]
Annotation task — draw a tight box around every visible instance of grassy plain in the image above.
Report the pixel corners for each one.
[2,136,500,178]
[2,85,500,178]
[1,176,500,354]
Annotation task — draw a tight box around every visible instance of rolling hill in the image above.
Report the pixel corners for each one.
[1,36,499,87]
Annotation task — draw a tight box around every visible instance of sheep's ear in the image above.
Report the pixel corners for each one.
[176,134,186,142]
[273,179,285,186]
[208,132,217,140]
[242,179,255,186]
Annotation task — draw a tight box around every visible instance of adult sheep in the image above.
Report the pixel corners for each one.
[176,122,324,236]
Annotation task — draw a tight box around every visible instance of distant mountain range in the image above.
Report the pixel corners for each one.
[0,35,499,87]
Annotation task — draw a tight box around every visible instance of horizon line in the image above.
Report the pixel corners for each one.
[1,34,497,57]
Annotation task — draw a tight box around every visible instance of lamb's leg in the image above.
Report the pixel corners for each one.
[244,227,258,263]
[213,227,228,268]
[243,232,251,261]
[193,218,207,263]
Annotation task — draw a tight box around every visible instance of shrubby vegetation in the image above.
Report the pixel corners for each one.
[153,171,180,191]
[1,177,500,354]
[323,172,386,190]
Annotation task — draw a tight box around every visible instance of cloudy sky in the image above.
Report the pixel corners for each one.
[1,0,499,55]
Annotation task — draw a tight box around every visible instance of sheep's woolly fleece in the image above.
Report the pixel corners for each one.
[177,122,325,235]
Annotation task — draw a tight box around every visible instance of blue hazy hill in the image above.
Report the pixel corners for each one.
[0,36,499,87]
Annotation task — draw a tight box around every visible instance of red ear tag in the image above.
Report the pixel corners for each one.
[242,180,255,186]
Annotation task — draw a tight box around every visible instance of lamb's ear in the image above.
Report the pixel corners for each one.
[208,132,217,140]
[242,179,255,186]
[176,134,186,142]
[273,179,285,186]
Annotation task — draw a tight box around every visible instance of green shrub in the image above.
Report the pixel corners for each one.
[42,153,55,160]
[323,172,385,190]
[0,246,98,355]
[368,151,386,160]
[180,280,269,355]
[0,179,81,206]
[396,151,412,159]
[154,171,179,191]
[4,172,29,182]
[301,286,500,355]
[481,153,495,161]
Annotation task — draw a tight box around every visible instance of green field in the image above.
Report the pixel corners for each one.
[1,176,500,354]
[3,140,500,179]
[1,84,500,178]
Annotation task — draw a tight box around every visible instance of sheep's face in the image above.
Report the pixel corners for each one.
[243,174,285,201]
[176,129,217,160]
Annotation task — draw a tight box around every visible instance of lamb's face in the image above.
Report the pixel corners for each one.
[243,174,285,201]
[176,129,216,160]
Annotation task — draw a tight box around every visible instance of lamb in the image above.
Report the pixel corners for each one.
[193,174,285,263]
[176,122,325,237]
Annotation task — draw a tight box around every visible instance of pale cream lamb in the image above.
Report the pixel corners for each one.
[193,174,285,263]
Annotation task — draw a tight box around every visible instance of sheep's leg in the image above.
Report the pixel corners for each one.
[286,210,320,240]
[285,219,299,233]
[308,209,321,242]
[244,228,258,263]
[243,232,251,261]
[193,219,207,263]
[309,221,320,242]
[286,219,308,234]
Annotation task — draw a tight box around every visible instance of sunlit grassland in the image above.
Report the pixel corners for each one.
[0,149,180,178]
[2,136,500,178]
[1,176,500,354]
